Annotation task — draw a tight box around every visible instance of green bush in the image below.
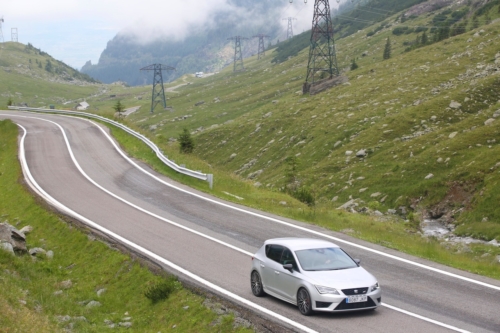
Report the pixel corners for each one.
[144,277,179,304]
[179,128,195,154]
[292,187,315,207]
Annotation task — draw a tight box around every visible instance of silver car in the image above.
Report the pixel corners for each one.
[250,238,381,315]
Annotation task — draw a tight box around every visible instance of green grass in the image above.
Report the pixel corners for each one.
[0,119,254,332]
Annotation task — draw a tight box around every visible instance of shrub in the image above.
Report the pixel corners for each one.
[292,187,315,207]
[350,59,359,71]
[144,277,179,304]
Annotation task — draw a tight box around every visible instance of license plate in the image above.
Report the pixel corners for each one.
[346,295,367,303]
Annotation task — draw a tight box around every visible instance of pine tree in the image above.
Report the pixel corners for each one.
[179,128,195,154]
[422,31,428,45]
[350,58,359,71]
[383,38,391,60]
[113,100,125,118]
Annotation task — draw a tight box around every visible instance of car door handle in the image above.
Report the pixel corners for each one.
[260,264,265,268]
[275,271,280,275]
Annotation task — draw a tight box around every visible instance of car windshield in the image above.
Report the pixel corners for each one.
[295,247,358,271]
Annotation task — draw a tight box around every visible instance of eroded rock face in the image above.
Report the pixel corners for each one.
[0,223,27,254]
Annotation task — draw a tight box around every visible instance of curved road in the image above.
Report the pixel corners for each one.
[1,111,499,333]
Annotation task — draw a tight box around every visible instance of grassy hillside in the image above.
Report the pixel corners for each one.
[116,1,500,242]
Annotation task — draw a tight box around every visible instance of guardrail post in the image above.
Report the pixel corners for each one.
[207,174,214,189]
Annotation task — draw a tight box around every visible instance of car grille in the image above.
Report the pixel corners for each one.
[342,287,368,295]
[334,296,376,311]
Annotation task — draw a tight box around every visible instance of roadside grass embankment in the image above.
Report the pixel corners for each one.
[0,119,254,332]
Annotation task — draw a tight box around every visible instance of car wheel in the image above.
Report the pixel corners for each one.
[297,288,313,316]
[251,271,265,297]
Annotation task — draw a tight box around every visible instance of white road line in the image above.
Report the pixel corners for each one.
[7,114,477,333]
[382,304,471,333]
[81,115,500,293]
[14,122,318,333]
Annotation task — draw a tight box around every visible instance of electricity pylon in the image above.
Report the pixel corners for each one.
[11,28,18,42]
[304,0,338,93]
[228,36,248,72]
[0,17,4,43]
[289,0,338,94]
[140,64,175,113]
[283,17,297,39]
[253,34,270,59]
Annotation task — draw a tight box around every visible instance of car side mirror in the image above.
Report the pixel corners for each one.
[283,263,294,272]
[354,259,361,265]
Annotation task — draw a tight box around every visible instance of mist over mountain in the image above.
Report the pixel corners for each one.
[81,0,299,86]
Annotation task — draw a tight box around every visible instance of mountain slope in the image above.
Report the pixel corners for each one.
[122,0,500,241]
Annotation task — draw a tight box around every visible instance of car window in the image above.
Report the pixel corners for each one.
[266,245,284,263]
[295,247,358,271]
[280,247,299,271]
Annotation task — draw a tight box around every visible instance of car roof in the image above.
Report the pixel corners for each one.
[264,238,340,251]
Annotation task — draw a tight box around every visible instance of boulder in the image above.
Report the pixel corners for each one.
[484,118,495,126]
[356,149,367,158]
[0,223,27,254]
[449,101,461,109]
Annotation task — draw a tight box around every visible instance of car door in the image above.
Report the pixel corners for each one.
[262,244,284,294]
[274,247,302,302]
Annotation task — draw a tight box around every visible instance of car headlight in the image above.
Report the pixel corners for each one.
[314,285,340,295]
[370,282,379,292]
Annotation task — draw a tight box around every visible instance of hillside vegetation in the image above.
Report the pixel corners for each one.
[118,0,500,243]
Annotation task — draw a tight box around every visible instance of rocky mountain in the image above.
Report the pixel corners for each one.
[81,0,290,86]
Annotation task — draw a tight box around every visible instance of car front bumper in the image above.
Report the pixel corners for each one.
[311,288,382,312]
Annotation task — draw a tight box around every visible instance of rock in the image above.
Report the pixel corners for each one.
[493,110,500,118]
[183,306,190,310]
[46,250,54,259]
[272,100,279,104]
[399,206,407,215]
[381,195,388,203]
[487,239,499,247]
[97,289,106,297]
[370,192,382,198]
[229,153,237,159]
[279,201,287,206]
[60,280,73,290]
[359,188,368,193]
[497,255,500,263]
[331,196,338,202]
[54,290,63,296]
[56,315,72,323]
[0,223,27,254]
[29,248,46,257]
[425,173,434,180]
[387,209,397,215]
[194,100,205,106]
[345,151,353,156]
[337,199,359,210]
[0,242,14,255]
[449,132,458,139]
[119,322,132,328]
[437,158,443,163]
[374,211,384,217]
[19,226,33,234]
[334,141,342,148]
[449,101,461,109]
[86,301,101,308]
[430,116,437,121]
[484,118,495,126]
[356,149,367,158]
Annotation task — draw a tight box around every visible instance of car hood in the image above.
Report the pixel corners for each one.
[301,267,377,289]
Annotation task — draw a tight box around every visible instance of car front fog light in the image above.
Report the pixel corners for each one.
[370,282,379,292]
[314,285,340,295]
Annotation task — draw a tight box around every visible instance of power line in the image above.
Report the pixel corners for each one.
[228,36,248,72]
[140,64,175,113]
[253,34,270,59]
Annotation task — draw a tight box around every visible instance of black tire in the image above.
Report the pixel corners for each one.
[251,271,265,297]
[297,288,313,316]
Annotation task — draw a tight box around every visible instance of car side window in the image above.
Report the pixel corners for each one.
[266,245,284,263]
[280,247,299,271]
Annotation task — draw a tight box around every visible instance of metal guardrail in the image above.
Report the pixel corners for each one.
[8,106,214,189]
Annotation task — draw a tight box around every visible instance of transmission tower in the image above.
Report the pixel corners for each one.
[11,28,18,42]
[303,0,338,93]
[0,17,4,43]
[140,64,175,113]
[283,17,297,39]
[228,36,248,72]
[253,34,270,59]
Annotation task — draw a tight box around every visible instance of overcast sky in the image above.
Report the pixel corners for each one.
[1,0,337,70]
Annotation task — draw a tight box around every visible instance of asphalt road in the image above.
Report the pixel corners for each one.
[1,111,500,333]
